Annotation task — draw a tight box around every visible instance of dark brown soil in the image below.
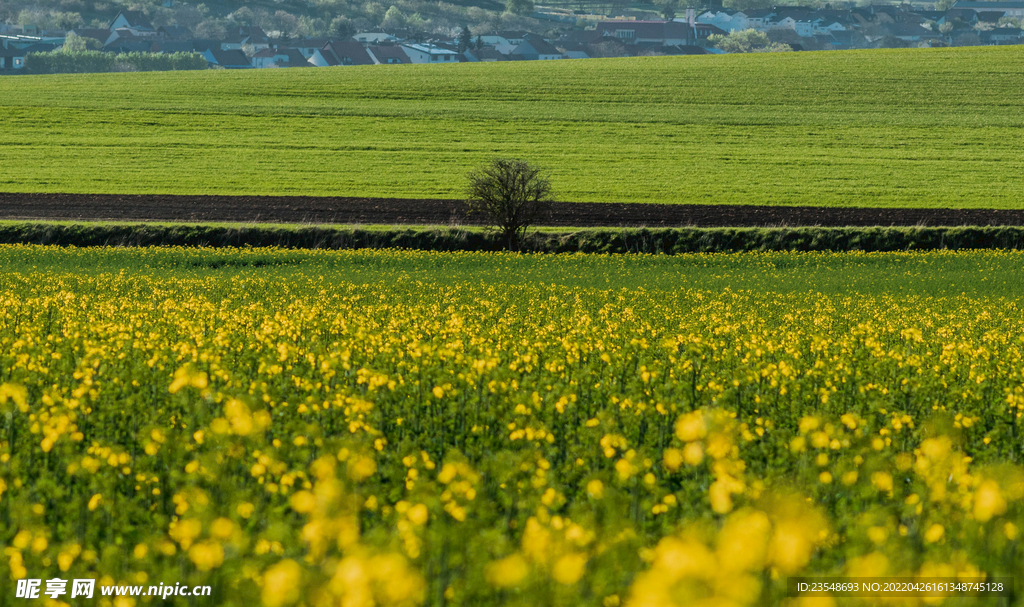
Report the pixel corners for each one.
[2,193,1024,228]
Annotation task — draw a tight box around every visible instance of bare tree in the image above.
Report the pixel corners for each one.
[466,158,553,250]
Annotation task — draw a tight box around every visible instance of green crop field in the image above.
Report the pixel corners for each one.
[2,46,1023,207]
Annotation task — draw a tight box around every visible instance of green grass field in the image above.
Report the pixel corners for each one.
[2,46,1023,208]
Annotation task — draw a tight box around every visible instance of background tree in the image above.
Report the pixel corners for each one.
[331,16,355,38]
[708,29,791,52]
[61,32,88,53]
[232,6,257,25]
[505,0,534,17]
[466,158,553,251]
[194,18,227,40]
[53,11,84,31]
[952,31,981,46]
[172,4,209,31]
[381,5,406,29]
[458,24,472,51]
[722,0,772,11]
[661,1,676,21]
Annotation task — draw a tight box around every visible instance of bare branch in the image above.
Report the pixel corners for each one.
[466,158,553,250]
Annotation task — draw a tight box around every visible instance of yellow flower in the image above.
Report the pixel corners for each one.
[210,518,236,540]
[486,554,528,588]
[407,503,429,526]
[871,472,893,494]
[709,479,734,514]
[1005,523,1018,540]
[663,448,684,471]
[718,509,771,572]
[262,559,302,607]
[552,553,587,585]
[798,416,820,434]
[675,412,707,442]
[924,524,945,544]
[348,456,377,481]
[188,541,224,571]
[846,551,889,578]
[289,491,317,514]
[867,527,888,545]
[972,480,1006,522]
[683,442,704,466]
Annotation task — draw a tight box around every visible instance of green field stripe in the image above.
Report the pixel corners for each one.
[1,47,1023,207]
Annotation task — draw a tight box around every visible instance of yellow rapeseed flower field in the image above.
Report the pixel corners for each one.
[1,245,1023,606]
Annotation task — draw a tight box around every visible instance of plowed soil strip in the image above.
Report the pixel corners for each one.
[2,194,1024,228]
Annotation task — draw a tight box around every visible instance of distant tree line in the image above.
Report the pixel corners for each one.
[25,50,208,74]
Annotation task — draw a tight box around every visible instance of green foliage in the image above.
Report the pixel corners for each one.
[60,32,89,53]
[2,48,1024,207]
[5,223,1024,255]
[15,7,82,30]
[505,0,535,16]
[708,28,792,52]
[331,15,356,38]
[661,1,676,21]
[381,5,406,28]
[721,0,772,11]
[24,51,208,74]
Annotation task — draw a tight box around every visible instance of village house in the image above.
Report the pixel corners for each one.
[697,9,749,33]
[464,47,510,61]
[367,45,411,64]
[221,26,270,52]
[0,45,26,70]
[952,0,1024,18]
[596,20,727,47]
[107,11,155,36]
[596,21,690,44]
[309,39,374,66]
[355,32,400,44]
[201,48,252,68]
[292,39,333,59]
[400,43,458,63]
[156,25,191,40]
[479,31,528,54]
[511,36,563,60]
[251,47,309,68]
[3,1,1024,76]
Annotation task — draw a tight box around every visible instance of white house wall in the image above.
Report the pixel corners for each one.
[308,49,331,67]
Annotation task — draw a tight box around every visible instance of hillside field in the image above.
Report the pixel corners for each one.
[1,46,1023,208]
